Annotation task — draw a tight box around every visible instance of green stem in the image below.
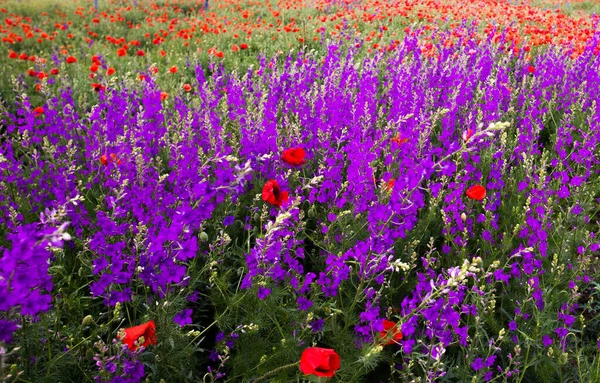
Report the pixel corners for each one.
[252,362,299,383]
[515,344,531,383]
[344,280,364,330]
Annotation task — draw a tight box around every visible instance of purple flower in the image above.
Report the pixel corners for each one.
[257,287,271,300]
[0,319,19,343]
[297,296,313,311]
[542,335,553,348]
[209,350,220,362]
[223,215,235,227]
[484,371,494,381]
[173,309,193,327]
[508,321,517,331]
[555,327,569,338]
[472,358,484,371]
[310,319,324,333]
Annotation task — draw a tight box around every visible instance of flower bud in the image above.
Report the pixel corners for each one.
[198,232,208,242]
[82,315,94,326]
[460,212,466,222]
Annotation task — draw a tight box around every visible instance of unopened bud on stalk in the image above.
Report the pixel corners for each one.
[198,232,209,242]
[460,212,466,222]
[82,315,94,326]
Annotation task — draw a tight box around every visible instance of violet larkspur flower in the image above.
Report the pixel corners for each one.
[310,319,324,333]
[173,309,193,327]
[542,335,553,348]
[471,358,484,371]
[223,215,235,227]
[257,286,272,300]
[297,296,313,311]
[0,319,19,343]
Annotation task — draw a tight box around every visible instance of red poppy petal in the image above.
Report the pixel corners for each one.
[328,351,341,370]
[300,349,322,373]
[280,191,289,205]
[262,182,274,202]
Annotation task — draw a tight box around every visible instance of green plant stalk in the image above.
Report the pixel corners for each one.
[252,361,299,383]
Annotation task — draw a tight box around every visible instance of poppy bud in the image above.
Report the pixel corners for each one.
[198,232,209,242]
[461,212,467,222]
[82,315,94,326]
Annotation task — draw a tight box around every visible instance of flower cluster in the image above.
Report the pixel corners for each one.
[1,21,600,383]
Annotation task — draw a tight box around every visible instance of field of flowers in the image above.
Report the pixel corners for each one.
[1,0,600,382]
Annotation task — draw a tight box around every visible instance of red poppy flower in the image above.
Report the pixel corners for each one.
[528,65,535,74]
[384,179,395,191]
[136,49,145,56]
[117,320,157,351]
[240,43,248,50]
[462,128,474,142]
[33,106,44,115]
[160,92,168,101]
[100,153,121,165]
[8,51,17,59]
[90,63,99,72]
[37,71,47,80]
[91,83,105,92]
[27,69,37,77]
[231,44,239,52]
[169,66,178,73]
[106,67,115,76]
[379,319,403,345]
[262,180,289,207]
[117,47,127,57]
[466,184,486,201]
[19,53,28,60]
[66,56,77,64]
[215,51,224,58]
[299,347,340,378]
[183,83,191,92]
[281,147,306,166]
[50,68,59,75]
[391,133,408,145]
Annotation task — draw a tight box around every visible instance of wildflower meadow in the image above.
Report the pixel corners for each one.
[1,0,600,382]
